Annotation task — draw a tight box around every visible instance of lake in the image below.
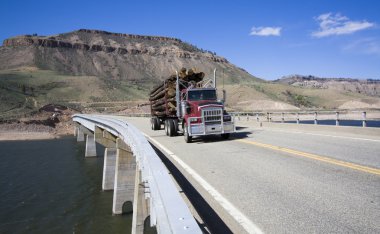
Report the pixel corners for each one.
[0,137,131,234]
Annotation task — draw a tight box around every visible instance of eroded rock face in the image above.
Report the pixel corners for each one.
[2,29,228,63]
[77,29,182,42]
[0,29,259,85]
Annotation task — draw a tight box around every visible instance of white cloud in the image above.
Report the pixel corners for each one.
[250,27,281,36]
[312,13,374,38]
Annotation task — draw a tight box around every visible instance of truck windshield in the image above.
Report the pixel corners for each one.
[188,90,217,101]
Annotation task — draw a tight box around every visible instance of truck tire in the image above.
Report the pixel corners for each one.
[168,119,176,137]
[153,117,160,130]
[165,120,169,136]
[184,124,192,143]
[173,119,179,136]
[221,133,230,140]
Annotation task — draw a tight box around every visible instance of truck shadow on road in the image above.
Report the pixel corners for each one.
[235,126,248,130]
[190,131,253,144]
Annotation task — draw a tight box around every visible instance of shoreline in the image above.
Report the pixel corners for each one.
[0,130,71,141]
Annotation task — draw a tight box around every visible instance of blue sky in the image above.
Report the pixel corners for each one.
[1,0,379,80]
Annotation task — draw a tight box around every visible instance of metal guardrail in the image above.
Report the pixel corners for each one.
[72,114,201,234]
[230,110,380,127]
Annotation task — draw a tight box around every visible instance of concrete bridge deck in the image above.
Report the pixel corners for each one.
[116,116,380,234]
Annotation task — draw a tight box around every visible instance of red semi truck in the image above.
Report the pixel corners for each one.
[150,69,235,143]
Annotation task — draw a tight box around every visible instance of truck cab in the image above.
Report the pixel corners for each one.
[181,87,235,143]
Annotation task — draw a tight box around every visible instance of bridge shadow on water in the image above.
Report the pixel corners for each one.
[149,143,233,234]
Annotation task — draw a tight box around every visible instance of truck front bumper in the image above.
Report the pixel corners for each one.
[189,122,235,136]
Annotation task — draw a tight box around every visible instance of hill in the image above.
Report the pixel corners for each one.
[0,29,380,120]
[1,29,260,85]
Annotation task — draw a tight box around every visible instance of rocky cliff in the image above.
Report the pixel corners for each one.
[3,30,228,63]
[1,29,257,85]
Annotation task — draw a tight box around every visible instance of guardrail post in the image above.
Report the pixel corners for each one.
[246,113,249,121]
[314,112,318,125]
[132,163,149,234]
[281,112,284,123]
[336,112,340,126]
[296,113,300,124]
[267,112,272,122]
[113,138,136,215]
[362,111,367,127]
[256,113,259,122]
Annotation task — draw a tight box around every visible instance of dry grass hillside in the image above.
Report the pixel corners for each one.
[1,29,379,121]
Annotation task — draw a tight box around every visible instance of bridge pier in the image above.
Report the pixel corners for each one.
[103,148,116,190]
[76,127,85,142]
[113,138,136,215]
[85,134,97,157]
[94,127,118,190]
[132,163,149,234]
[75,124,97,157]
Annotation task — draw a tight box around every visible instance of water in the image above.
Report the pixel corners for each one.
[0,137,132,234]
[275,120,380,128]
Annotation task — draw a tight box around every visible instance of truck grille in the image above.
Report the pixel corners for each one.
[203,108,222,125]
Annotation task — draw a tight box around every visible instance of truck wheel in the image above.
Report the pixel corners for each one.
[221,133,230,140]
[153,117,160,130]
[165,120,169,136]
[168,119,176,137]
[173,119,179,136]
[184,124,192,143]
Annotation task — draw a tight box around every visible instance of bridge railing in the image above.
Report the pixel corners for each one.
[72,114,201,234]
[230,110,380,127]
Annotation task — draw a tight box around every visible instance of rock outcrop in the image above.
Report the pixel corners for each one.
[3,30,228,63]
[1,29,257,85]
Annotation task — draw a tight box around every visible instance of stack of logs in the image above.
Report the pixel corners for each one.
[150,68,205,116]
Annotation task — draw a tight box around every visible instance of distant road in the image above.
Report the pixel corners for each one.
[115,116,380,233]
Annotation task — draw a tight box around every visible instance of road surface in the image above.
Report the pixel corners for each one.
[116,116,380,234]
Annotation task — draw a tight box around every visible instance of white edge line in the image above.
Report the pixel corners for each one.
[144,133,264,234]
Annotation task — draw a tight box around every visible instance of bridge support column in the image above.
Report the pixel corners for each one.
[85,133,97,157]
[132,163,149,234]
[94,127,118,190]
[113,138,136,215]
[103,148,116,190]
[77,128,85,142]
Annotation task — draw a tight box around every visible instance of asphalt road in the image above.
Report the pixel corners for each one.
[116,116,380,234]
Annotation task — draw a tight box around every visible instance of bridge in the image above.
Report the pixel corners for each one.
[73,114,380,233]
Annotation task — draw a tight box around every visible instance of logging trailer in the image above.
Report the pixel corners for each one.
[149,69,235,143]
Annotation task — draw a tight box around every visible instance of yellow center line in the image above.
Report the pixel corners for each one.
[237,139,380,176]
